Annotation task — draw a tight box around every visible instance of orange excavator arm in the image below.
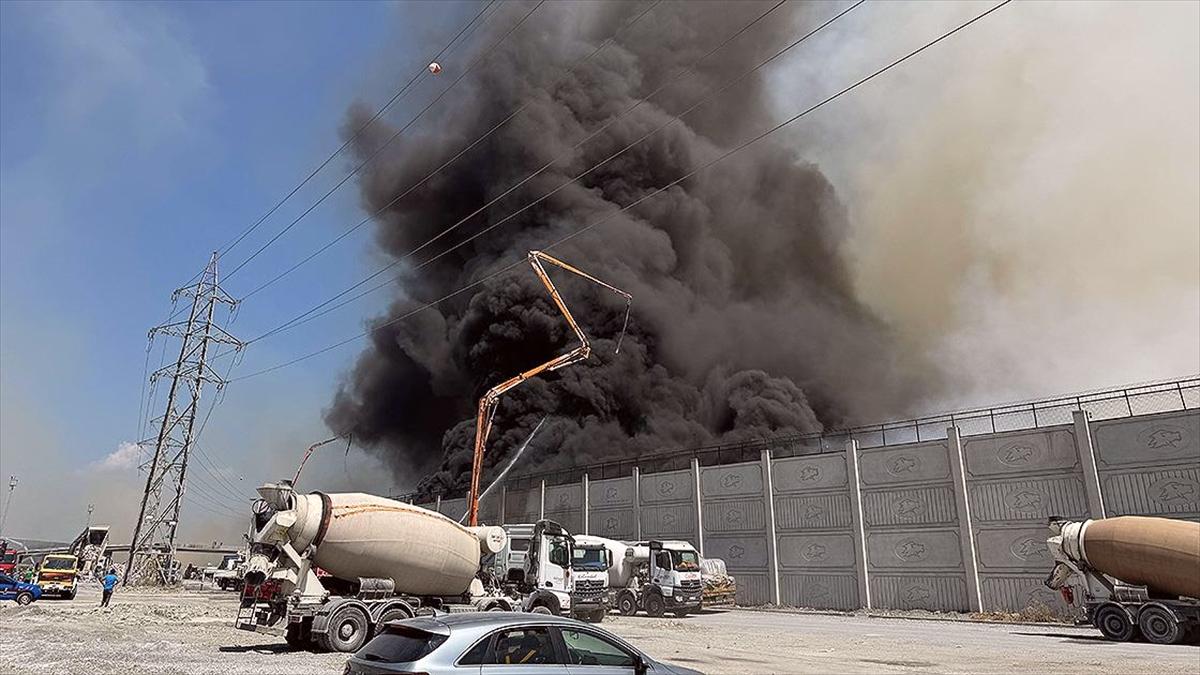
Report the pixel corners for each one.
[466,251,631,526]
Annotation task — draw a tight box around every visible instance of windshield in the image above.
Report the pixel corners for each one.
[671,550,700,572]
[0,551,16,564]
[572,547,608,571]
[220,556,240,570]
[42,558,76,570]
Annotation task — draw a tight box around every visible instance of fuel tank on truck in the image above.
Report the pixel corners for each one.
[1063,516,1200,598]
[286,491,493,596]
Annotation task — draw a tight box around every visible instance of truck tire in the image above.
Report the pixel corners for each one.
[645,594,665,618]
[68,587,77,601]
[531,605,554,615]
[590,609,606,624]
[319,605,370,653]
[1138,605,1185,645]
[1095,604,1139,642]
[15,592,34,606]
[673,608,689,618]
[617,593,638,616]
[375,608,410,636]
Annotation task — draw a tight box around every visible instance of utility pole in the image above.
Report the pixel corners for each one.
[0,475,17,538]
[124,253,241,585]
[86,504,94,529]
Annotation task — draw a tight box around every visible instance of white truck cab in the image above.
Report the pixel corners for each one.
[499,520,574,616]
[571,535,614,622]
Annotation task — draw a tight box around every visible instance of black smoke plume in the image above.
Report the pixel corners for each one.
[325,1,938,497]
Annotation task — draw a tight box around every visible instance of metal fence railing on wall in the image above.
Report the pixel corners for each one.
[397,375,1200,497]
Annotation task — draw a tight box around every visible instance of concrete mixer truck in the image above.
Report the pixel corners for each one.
[579,537,702,617]
[1045,516,1200,645]
[235,482,571,653]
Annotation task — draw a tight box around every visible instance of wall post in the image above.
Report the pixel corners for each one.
[1072,410,1107,518]
[690,457,704,556]
[845,438,871,609]
[761,447,781,605]
[633,466,642,540]
[499,485,507,524]
[539,480,546,521]
[947,426,983,612]
[582,473,590,535]
[434,495,442,514]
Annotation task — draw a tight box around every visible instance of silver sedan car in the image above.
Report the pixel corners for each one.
[343,611,703,675]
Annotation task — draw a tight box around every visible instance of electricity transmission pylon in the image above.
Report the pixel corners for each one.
[124,253,242,584]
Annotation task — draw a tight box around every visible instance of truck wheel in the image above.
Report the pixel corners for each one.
[1095,604,1138,642]
[531,605,554,615]
[590,609,605,624]
[1138,605,1185,645]
[375,607,410,636]
[673,608,689,618]
[320,605,370,653]
[645,594,665,618]
[617,593,637,616]
[15,592,34,606]
[68,587,78,601]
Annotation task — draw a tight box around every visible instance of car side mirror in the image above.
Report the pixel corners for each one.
[633,654,648,675]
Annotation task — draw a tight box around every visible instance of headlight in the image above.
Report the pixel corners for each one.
[662,586,673,596]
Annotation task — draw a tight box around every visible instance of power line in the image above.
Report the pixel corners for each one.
[231,0,1012,382]
[221,0,546,282]
[231,0,795,347]
[236,0,665,303]
[211,0,500,267]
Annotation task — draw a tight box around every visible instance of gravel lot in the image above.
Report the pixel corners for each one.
[1,584,1195,674]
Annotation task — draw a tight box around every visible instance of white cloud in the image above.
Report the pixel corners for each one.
[95,441,141,471]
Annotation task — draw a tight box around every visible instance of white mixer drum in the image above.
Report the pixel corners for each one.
[310,493,481,596]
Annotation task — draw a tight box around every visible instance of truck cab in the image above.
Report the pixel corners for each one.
[500,520,573,616]
[646,540,703,616]
[213,553,246,591]
[36,554,79,600]
[571,535,613,622]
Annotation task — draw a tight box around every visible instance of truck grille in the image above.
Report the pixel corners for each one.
[574,579,606,600]
[680,579,702,593]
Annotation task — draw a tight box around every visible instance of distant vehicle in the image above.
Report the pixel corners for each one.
[0,572,42,605]
[0,539,25,576]
[36,554,80,599]
[213,553,245,591]
[344,612,703,675]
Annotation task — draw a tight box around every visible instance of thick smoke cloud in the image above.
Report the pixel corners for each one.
[325,1,938,496]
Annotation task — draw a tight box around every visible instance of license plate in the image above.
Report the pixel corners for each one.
[237,607,255,622]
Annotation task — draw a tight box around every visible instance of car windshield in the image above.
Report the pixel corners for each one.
[572,547,607,571]
[357,629,447,664]
[42,558,75,570]
[671,550,700,571]
[0,551,16,564]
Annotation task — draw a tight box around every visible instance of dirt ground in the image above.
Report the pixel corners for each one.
[1,584,1196,674]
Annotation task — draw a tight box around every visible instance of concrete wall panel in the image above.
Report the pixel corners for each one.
[505,488,539,523]
[866,530,963,570]
[1101,467,1200,517]
[974,527,1055,570]
[968,477,1089,522]
[1092,410,1199,468]
[438,498,467,522]
[589,477,633,508]
[705,536,769,569]
[639,470,693,504]
[702,499,766,533]
[639,504,696,538]
[777,533,856,569]
[545,484,582,511]
[775,494,852,531]
[772,455,848,492]
[963,427,1079,478]
[869,575,967,611]
[734,573,771,605]
[980,575,1071,613]
[700,462,764,497]
[590,508,636,540]
[861,486,957,527]
[780,574,858,610]
[858,443,951,487]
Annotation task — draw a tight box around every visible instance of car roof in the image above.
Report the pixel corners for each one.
[393,612,586,633]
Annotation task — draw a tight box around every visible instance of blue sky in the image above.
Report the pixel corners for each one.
[0,0,481,542]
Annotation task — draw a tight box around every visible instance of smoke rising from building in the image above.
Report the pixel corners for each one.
[324,1,945,496]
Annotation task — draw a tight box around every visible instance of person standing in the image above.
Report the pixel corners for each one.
[100,569,118,607]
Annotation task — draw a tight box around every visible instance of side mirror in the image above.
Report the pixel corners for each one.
[633,654,648,675]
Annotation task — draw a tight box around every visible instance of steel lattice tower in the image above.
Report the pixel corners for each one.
[124,253,242,584]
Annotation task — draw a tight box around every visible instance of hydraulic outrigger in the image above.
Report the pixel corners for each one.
[465,251,632,526]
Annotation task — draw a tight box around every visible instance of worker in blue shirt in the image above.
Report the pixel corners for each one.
[101,569,119,607]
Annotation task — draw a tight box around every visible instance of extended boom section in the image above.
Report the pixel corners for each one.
[466,251,632,526]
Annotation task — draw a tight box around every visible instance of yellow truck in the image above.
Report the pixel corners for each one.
[37,554,80,599]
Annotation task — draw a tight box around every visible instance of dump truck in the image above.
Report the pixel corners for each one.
[236,482,571,653]
[36,554,79,599]
[581,536,702,617]
[1045,515,1200,645]
[700,557,737,608]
